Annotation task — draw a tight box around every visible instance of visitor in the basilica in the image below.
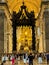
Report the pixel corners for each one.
[28,52,35,65]
[1,55,4,65]
[37,53,43,65]
[11,55,15,65]
[46,52,49,65]
[24,53,29,64]
[23,53,26,64]
[1,54,8,65]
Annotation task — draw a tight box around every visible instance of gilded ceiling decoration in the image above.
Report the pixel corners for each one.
[7,0,41,18]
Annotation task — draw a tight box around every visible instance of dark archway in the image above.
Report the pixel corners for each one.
[11,2,36,52]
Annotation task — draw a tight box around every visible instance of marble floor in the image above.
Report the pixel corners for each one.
[2,59,47,65]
